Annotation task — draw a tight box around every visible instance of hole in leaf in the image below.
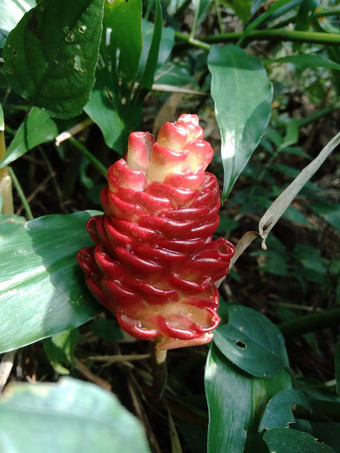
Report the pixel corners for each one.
[74,55,85,72]
[235,340,246,349]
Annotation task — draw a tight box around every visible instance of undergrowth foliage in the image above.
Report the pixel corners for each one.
[0,1,340,452]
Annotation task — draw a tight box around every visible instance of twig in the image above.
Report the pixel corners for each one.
[74,359,111,391]
[55,117,94,146]
[83,354,150,364]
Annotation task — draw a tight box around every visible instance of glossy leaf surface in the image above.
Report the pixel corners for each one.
[0,0,35,48]
[213,305,289,377]
[104,0,142,84]
[208,45,272,200]
[0,378,151,453]
[205,345,292,453]
[263,427,334,453]
[3,0,104,118]
[0,107,58,168]
[0,212,101,353]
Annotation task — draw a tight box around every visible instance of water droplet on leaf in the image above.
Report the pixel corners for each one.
[79,25,87,33]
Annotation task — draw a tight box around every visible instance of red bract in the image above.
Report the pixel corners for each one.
[78,114,235,350]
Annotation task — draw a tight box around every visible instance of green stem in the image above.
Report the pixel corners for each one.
[202,29,340,46]
[278,307,340,337]
[68,136,107,177]
[175,31,210,51]
[8,166,33,220]
[0,118,14,215]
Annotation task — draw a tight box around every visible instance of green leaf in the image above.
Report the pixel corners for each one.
[0,377,151,453]
[0,211,102,353]
[84,0,144,153]
[208,45,272,200]
[84,79,129,153]
[227,0,251,23]
[91,319,123,341]
[213,305,289,377]
[139,18,175,79]
[138,0,163,92]
[3,0,104,119]
[250,249,288,276]
[43,329,80,374]
[0,0,35,48]
[263,428,335,453]
[269,54,340,71]
[259,389,311,431]
[155,62,197,87]
[295,0,317,32]
[104,0,143,84]
[310,200,340,232]
[0,107,58,168]
[205,345,292,453]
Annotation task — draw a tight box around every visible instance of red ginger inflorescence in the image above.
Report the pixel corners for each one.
[78,114,235,350]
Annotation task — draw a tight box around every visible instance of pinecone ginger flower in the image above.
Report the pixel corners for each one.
[78,114,235,350]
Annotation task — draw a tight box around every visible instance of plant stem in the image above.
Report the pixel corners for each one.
[0,120,14,215]
[68,136,107,177]
[175,29,340,50]
[174,31,211,51]
[150,341,168,402]
[278,307,340,336]
[8,167,33,220]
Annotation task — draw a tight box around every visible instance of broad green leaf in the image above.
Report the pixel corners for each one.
[138,0,163,93]
[155,62,197,87]
[0,211,101,353]
[104,0,142,84]
[208,45,272,200]
[3,0,104,119]
[269,55,340,71]
[139,19,175,78]
[310,200,340,232]
[213,305,289,377]
[0,0,35,48]
[43,329,80,374]
[0,378,151,453]
[0,107,58,168]
[205,345,292,453]
[85,0,144,152]
[84,72,142,153]
[263,428,334,453]
[295,0,318,32]
[259,389,311,431]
